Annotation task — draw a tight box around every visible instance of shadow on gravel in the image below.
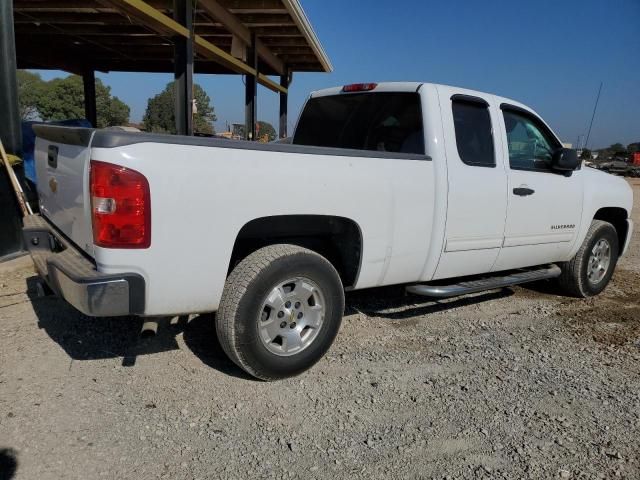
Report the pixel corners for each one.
[517,279,564,297]
[181,314,256,381]
[28,277,149,362]
[26,276,516,378]
[345,285,515,320]
[0,448,18,480]
[26,276,251,379]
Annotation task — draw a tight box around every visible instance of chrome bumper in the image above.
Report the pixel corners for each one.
[22,215,145,317]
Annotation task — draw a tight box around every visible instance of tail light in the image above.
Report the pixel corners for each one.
[90,160,151,249]
[342,83,378,93]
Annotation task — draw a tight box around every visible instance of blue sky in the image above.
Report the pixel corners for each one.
[33,0,639,149]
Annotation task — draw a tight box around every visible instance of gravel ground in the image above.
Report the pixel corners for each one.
[1,180,639,480]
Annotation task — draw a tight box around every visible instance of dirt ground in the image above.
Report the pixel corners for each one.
[1,180,639,480]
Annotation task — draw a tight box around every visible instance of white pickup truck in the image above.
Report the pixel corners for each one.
[24,82,633,380]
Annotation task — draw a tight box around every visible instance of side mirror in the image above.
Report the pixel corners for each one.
[551,148,580,171]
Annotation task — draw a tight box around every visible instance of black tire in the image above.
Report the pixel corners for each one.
[216,244,344,381]
[557,220,619,297]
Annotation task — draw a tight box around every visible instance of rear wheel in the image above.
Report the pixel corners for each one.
[557,220,619,297]
[216,244,344,381]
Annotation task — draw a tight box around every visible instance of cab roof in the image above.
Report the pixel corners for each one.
[311,81,533,114]
[309,81,556,144]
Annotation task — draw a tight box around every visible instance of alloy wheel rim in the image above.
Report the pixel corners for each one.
[257,277,326,356]
[587,238,611,285]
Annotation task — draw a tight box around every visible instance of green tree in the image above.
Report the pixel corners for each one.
[257,121,276,142]
[143,82,216,134]
[627,142,640,154]
[96,81,130,128]
[32,74,129,128]
[17,70,46,120]
[36,76,85,121]
[580,148,592,160]
[595,148,611,161]
[609,143,626,153]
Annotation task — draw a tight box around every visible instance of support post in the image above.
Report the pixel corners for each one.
[0,0,21,155]
[0,0,24,259]
[173,0,194,136]
[279,72,290,139]
[244,33,257,141]
[83,70,98,128]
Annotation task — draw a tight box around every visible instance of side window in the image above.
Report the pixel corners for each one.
[502,109,558,171]
[451,98,495,167]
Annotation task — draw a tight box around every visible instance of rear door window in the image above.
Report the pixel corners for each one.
[293,92,424,154]
[451,98,495,167]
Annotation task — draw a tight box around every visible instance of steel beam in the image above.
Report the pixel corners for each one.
[245,33,257,141]
[0,0,24,258]
[198,0,284,75]
[0,2,22,156]
[279,72,290,139]
[173,0,193,135]
[83,70,98,127]
[103,0,287,93]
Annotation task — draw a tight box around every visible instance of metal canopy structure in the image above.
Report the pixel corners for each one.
[0,0,332,258]
[11,0,332,139]
[13,0,332,86]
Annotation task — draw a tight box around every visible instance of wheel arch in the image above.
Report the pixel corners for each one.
[228,215,363,289]
[593,207,629,254]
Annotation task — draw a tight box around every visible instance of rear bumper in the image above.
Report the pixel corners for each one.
[22,215,145,316]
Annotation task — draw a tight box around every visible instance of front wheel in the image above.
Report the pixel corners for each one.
[557,220,619,297]
[216,244,345,381]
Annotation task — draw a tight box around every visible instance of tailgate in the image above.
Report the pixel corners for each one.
[33,125,96,256]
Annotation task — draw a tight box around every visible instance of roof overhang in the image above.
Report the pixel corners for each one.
[13,0,332,93]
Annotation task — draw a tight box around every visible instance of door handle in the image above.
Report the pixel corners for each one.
[513,187,535,196]
[47,145,58,168]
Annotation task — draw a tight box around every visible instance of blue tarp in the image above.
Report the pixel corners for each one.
[22,119,92,184]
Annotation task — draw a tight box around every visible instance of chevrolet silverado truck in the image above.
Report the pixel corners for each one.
[24,82,633,380]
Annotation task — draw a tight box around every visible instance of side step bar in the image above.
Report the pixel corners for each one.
[406,264,561,298]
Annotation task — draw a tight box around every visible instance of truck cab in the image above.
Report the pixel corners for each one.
[291,83,632,280]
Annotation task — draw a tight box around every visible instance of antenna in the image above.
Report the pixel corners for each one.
[584,82,603,149]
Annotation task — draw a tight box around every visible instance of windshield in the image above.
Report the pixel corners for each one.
[292,92,425,154]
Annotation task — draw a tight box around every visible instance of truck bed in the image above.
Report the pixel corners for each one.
[33,124,436,316]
